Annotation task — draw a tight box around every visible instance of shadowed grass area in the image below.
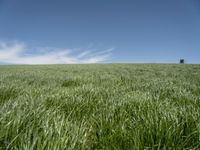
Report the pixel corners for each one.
[61,78,81,87]
[0,64,200,149]
[0,87,19,105]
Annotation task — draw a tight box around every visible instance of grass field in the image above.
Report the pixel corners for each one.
[0,64,200,149]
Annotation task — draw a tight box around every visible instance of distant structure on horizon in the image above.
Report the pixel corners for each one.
[180,59,185,64]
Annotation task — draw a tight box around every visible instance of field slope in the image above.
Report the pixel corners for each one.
[0,64,200,149]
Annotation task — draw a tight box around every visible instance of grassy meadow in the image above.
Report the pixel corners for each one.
[0,64,200,149]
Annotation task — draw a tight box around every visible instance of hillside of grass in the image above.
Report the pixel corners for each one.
[0,64,200,149]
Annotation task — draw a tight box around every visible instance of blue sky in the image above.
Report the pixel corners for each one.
[0,0,200,64]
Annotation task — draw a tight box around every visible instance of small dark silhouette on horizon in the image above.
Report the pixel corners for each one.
[180,59,185,64]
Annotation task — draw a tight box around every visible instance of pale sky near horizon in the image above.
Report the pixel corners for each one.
[0,0,200,64]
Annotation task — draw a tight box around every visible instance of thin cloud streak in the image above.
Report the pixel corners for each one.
[0,42,113,64]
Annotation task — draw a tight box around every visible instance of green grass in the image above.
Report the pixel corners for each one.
[0,64,200,149]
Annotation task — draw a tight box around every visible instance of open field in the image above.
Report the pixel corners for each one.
[0,64,200,149]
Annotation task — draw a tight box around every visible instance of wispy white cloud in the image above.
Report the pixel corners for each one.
[0,41,113,64]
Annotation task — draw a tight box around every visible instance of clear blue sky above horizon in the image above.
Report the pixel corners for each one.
[0,0,200,64]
